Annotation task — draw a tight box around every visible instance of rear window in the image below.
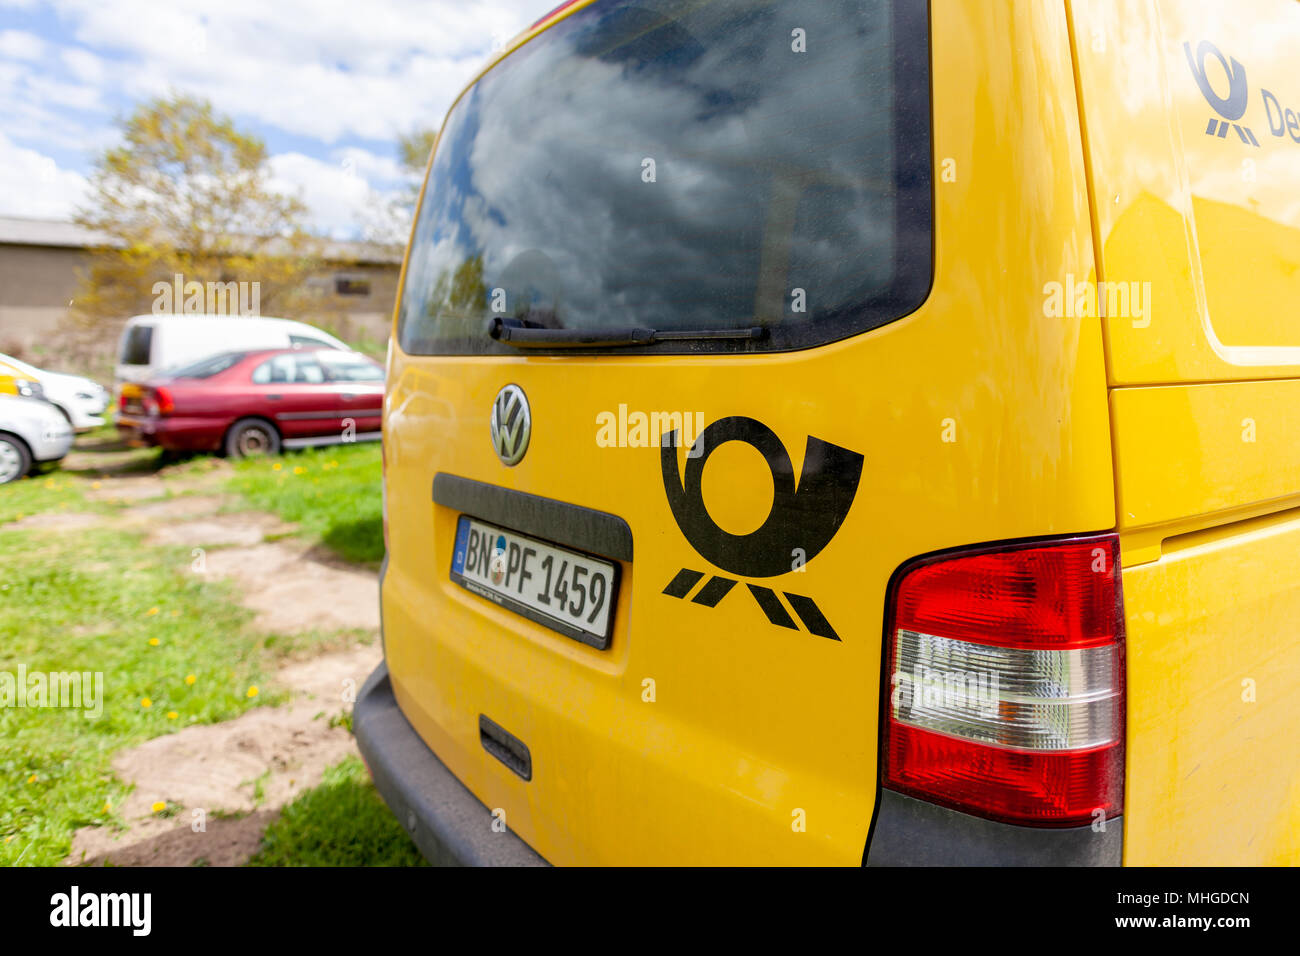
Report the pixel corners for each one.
[120,325,154,365]
[398,0,931,356]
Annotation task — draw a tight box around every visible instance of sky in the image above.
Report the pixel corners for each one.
[0,0,561,239]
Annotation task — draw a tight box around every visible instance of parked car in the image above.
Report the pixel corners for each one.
[0,353,108,431]
[0,357,47,403]
[358,0,1299,867]
[116,348,383,457]
[115,314,349,389]
[0,394,74,484]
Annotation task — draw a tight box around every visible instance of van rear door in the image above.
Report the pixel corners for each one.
[382,0,1114,864]
[115,319,155,385]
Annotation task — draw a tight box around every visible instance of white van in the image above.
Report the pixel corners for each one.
[115,315,348,387]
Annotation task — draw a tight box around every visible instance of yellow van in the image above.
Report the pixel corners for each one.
[356,0,1300,865]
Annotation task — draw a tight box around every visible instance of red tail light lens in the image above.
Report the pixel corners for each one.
[883,535,1125,827]
[153,387,174,416]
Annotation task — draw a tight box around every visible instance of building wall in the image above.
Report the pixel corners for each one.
[0,244,87,363]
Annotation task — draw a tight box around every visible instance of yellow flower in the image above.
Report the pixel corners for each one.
[293,466,305,475]
[151,801,166,814]
[166,711,178,720]
[102,801,112,813]
[148,637,160,646]
[26,774,36,784]
[141,697,152,708]
[184,674,196,686]
[170,609,180,617]
[246,685,259,698]
[146,607,159,616]
[272,463,282,471]
[91,481,102,489]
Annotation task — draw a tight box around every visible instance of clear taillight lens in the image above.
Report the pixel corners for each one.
[883,535,1125,828]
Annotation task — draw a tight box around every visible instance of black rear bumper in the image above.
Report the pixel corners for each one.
[865,789,1122,866]
[353,662,547,867]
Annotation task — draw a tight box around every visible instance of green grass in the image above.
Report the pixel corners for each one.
[0,526,278,866]
[0,472,99,524]
[246,756,426,867]
[226,442,383,565]
[0,433,415,867]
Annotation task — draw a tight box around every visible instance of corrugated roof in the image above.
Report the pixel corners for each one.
[0,216,403,265]
[0,216,119,249]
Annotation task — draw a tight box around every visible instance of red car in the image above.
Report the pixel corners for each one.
[117,348,383,457]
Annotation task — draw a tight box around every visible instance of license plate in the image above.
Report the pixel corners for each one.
[450,515,618,649]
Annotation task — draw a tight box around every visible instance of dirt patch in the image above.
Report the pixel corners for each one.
[68,644,382,867]
[119,494,226,525]
[83,474,171,502]
[202,541,380,633]
[37,442,388,866]
[2,512,104,532]
[70,811,280,868]
[60,449,155,476]
[145,509,296,548]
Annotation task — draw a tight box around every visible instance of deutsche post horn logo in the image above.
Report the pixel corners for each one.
[490,384,530,466]
[1184,40,1258,146]
[659,416,863,641]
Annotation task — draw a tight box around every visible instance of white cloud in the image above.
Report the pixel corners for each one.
[268,149,406,239]
[335,145,407,186]
[0,0,561,232]
[29,0,559,143]
[0,133,88,218]
[60,47,105,85]
[0,28,42,60]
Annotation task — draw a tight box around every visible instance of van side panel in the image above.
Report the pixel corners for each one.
[1069,0,1300,385]
[1070,0,1300,863]
[1121,510,1300,865]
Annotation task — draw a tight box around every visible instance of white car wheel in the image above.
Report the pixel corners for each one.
[0,435,31,484]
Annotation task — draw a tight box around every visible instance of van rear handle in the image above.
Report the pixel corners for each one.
[479,714,533,781]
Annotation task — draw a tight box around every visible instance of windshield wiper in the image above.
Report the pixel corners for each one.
[489,317,768,349]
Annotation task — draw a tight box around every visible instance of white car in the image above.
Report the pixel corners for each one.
[0,353,109,431]
[115,314,348,388]
[0,394,74,484]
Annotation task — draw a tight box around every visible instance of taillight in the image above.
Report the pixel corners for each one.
[153,386,174,416]
[882,534,1125,828]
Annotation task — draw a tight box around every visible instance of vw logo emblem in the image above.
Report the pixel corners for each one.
[490,384,531,466]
